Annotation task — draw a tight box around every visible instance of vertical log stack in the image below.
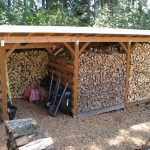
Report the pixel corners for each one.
[128,43,150,102]
[78,45,126,114]
[7,49,49,98]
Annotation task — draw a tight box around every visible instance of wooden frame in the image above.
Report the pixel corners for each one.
[1,36,149,43]
[0,26,149,120]
[119,42,138,109]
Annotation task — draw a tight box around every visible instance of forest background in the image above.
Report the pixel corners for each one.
[0,0,150,29]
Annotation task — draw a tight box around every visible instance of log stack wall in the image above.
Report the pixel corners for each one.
[7,49,49,98]
[6,43,150,115]
[128,43,150,102]
[78,45,126,114]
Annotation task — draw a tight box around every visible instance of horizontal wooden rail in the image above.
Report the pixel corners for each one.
[128,98,150,107]
[49,62,73,74]
[1,36,150,43]
[49,55,74,65]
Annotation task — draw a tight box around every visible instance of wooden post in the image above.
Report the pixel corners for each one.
[72,41,79,117]
[0,47,9,120]
[124,42,132,109]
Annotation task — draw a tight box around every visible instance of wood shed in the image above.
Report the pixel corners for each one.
[0,26,150,120]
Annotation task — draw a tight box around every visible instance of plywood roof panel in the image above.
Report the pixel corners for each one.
[0,25,149,36]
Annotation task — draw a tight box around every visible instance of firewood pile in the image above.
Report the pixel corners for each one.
[7,49,49,98]
[48,52,74,90]
[78,45,126,113]
[5,118,54,150]
[129,43,150,102]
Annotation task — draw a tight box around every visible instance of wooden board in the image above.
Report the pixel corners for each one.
[78,103,124,117]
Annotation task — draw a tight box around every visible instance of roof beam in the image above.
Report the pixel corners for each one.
[0,36,150,43]
[5,43,60,50]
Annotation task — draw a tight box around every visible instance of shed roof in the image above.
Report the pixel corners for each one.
[0,25,150,36]
[0,25,149,43]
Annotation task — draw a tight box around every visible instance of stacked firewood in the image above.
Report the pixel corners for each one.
[78,45,126,113]
[7,49,49,98]
[128,43,150,102]
[5,118,53,150]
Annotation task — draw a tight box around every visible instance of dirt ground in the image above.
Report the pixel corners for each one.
[1,99,150,150]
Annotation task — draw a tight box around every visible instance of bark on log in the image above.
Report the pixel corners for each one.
[128,43,150,102]
[7,49,49,98]
[78,45,126,113]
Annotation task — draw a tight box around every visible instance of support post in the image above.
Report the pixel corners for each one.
[0,47,9,120]
[72,41,79,117]
[124,42,132,109]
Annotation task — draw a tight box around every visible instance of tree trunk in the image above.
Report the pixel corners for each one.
[8,0,11,7]
[87,0,91,25]
[46,0,51,9]
[42,0,45,7]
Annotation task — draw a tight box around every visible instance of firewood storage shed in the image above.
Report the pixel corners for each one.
[0,26,150,120]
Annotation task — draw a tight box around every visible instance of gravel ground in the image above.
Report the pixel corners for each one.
[1,99,150,150]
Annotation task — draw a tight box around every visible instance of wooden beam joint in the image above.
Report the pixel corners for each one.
[6,43,20,58]
[63,43,75,55]
[79,42,90,55]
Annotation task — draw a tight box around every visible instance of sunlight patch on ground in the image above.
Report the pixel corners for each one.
[108,124,148,147]
[65,146,76,150]
[89,144,102,150]
[109,129,129,146]
[130,122,150,132]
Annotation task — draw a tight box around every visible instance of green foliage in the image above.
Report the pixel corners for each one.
[0,0,149,29]
[94,0,150,29]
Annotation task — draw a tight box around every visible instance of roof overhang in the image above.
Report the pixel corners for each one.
[0,25,149,43]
